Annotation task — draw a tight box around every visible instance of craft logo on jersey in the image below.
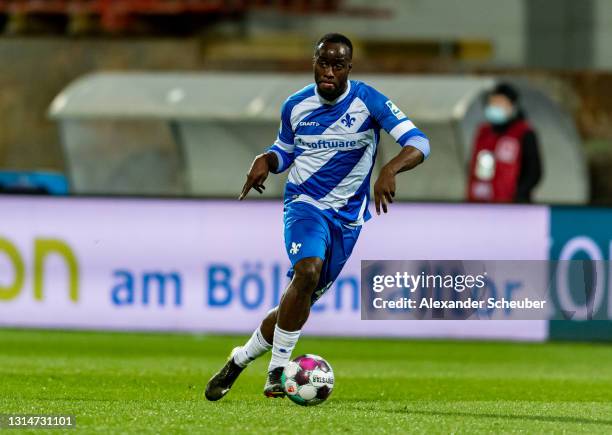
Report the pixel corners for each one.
[385,100,406,120]
[290,242,302,255]
[299,121,320,127]
[340,113,356,128]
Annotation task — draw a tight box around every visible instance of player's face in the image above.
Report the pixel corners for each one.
[313,42,352,100]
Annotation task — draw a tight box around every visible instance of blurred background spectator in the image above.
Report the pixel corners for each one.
[467,83,542,203]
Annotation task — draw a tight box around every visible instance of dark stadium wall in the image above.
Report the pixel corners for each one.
[0,37,201,172]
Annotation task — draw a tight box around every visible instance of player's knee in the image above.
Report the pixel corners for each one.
[293,261,321,294]
[264,307,278,323]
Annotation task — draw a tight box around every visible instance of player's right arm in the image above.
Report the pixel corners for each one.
[239,100,296,200]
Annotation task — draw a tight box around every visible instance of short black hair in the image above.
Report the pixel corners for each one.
[315,33,353,59]
[490,82,520,103]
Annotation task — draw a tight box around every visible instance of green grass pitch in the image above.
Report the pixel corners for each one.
[1,329,611,433]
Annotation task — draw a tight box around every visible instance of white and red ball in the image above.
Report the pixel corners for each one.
[281,354,334,406]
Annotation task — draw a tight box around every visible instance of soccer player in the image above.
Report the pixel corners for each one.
[205,33,429,400]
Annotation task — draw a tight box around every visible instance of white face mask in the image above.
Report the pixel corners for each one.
[485,105,512,125]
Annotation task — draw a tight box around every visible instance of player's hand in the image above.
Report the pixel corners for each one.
[373,167,396,215]
[239,154,270,200]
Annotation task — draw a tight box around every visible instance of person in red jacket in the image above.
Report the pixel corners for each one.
[467,83,542,203]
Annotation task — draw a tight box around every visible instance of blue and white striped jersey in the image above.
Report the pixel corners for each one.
[267,80,430,226]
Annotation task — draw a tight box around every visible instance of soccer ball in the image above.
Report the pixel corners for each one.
[281,354,334,406]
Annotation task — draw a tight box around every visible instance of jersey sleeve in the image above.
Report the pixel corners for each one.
[265,99,296,174]
[365,86,431,159]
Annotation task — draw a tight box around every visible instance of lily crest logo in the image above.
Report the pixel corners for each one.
[341,113,356,128]
[289,242,302,255]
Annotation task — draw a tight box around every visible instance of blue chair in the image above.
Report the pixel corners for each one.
[0,171,69,195]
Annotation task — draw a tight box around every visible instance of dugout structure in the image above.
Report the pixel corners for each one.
[49,72,588,203]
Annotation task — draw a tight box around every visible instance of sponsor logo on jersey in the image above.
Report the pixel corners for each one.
[385,100,407,120]
[296,138,365,149]
[299,121,320,127]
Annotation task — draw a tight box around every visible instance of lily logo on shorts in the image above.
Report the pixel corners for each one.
[289,242,302,255]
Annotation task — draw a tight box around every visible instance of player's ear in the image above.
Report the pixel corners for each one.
[348,62,352,71]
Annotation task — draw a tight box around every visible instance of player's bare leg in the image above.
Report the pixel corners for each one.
[264,257,322,397]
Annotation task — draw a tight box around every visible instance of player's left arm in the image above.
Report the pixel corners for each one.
[374,142,426,215]
[368,89,430,214]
